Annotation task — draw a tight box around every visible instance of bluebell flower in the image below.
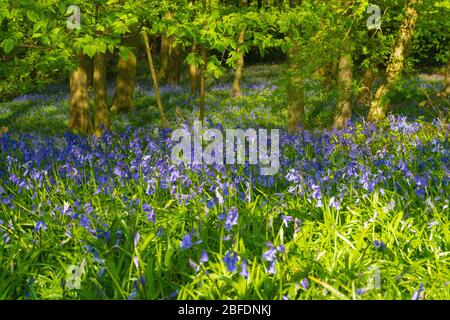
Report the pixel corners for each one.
[33,221,47,232]
[411,283,424,300]
[180,233,201,249]
[143,204,156,223]
[281,215,293,228]
[266,261,276,274]
[127,289,138,300]
[134,232,140,248]
[300,277,309,290]
[189,258,200,272]
[224,207,239,231]
[200,251,209,263]
[206,199,215,209]
[79,215,90,229]
[223,251,238,272]
[164,290,179,300]
[240,260,249,279]
[97,267,105,279]
[356,288,367,295]
[373,240,386,250]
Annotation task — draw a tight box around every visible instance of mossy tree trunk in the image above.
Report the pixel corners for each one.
[333,41,354,129]
[111,37,137,113]
[367,1,420,122]
[69,54,92,134]
[442,59,450,98]
[93,52,110,136]
[231,30,245,98]
[188,45,200,94]
[166,40,183,86]
[357,67,375,107]
[158,33,171,82]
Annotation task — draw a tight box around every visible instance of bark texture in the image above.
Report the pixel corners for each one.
[93,52,110,136]
[368,1,419,122]
[231,30,245,97]
[69,54,92,134]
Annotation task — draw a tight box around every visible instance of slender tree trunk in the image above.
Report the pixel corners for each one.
[93,52,110,136]
[287,41,305,133]
[143,32,170,128]
[333,46,354,129]
[111,45,137,113]
[231,30,245,98]
[368,1,419,122]
[357,68,375,107]
[189,45,200,94]
[158,34,171,82]
[69,54,92,134]
[199,46,207,124]
[441,59,450,97]
[287,0,305,133]
[167,40,183,86]
[158,12,175,83]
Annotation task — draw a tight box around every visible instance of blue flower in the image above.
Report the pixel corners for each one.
[200,251,209,263]
[206,199,215,209]
[223,251,238,272]
[33,221,47,232]
[133,232,140,248]
[300,277,309,290]
[180,233,204,249]
[356,288,367,295]
[189,259,200,273]
[240,260,249,279]
[411,283,424,300]
[97,267,105,279]
[373,240,386,250]
[127,289,138,300]
[143,204,156,223]
[266,261,276,274]
[281,215,293,228]
[224,207,239,231]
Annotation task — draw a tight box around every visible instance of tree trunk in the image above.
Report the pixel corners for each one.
[167,40,183,86]
[158,12,175,83]
[158,33,171,82]
[93,52,110,136]
[111,48,137,113]
[287,41,305,134]
[287,0,305,134]
[69,54,92,134]
[143,31,170,128]
[442,59,450,97]
[333,45,354,129]
[189,45,200,94]
[199,46,207,124]
[357,68,375,107]
[231,30,245,97]
[367,1,419,122]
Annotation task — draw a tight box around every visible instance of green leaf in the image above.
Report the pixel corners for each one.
[83,45,97,58]
[3,38,15,54]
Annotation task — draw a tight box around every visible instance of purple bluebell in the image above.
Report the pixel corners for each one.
[200,251,209,263]
[224,207,239,231]
[223,251,238,272]
[240,260,249,279]
[33,221,47,232]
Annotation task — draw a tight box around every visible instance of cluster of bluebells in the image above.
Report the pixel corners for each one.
[0,115,448,298]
